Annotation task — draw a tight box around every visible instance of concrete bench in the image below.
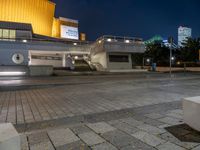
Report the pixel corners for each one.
[0,123,20,150]
[183,97,200,131]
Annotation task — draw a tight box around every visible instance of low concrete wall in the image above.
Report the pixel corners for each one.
[150,67,200,72]
[183,97,200,131]
[0,66,28,76]
[29,65,53,76]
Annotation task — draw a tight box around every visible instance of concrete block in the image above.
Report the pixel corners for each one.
[183,97,200,131]
[29,65,53,76]
[0,123,20,150]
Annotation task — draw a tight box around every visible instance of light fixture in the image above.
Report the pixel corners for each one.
[125,40,130,43]
[0,71,26,76]
[98,40,102,44]
[107,38,112,42]
[22,39,27,43]
[146,59,150,63]
[74,56,79,60]
[73,43,77,46]
[171,57,175,61]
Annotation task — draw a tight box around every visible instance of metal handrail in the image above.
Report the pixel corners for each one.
[96,35,143,42]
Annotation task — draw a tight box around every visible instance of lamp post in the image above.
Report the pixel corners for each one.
[168,37,174,78]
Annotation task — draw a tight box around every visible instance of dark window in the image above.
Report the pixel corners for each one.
[109,55,129,62]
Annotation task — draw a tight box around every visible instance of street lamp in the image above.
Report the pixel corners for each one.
[168,37,174,78]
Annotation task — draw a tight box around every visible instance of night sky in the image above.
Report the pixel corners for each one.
[52,0,200,41]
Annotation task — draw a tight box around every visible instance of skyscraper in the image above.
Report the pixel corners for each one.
[178,26,192,47]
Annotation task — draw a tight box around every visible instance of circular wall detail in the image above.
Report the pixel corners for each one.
[12,53,24,64]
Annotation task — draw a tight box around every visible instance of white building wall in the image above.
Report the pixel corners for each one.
[107,53,132,70]
[91,52,107,70]
[178,26,192,47]
[30,59,62,67]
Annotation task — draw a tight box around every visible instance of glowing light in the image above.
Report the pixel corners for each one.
[125,40,130,43]
[107,38,112,42]
[0,72,26,76]
[146,59,150,63]
[22,39,27,43]
[171,57,175,61]
[98,40,102,44]
[74,56,79,60]
[73,43,77,46]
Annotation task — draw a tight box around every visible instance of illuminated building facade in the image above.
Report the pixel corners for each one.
[0,0,145,74]
[0,0,79,40]
[178,26,192,47]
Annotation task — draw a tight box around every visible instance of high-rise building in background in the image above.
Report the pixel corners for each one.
[178,26,192,47]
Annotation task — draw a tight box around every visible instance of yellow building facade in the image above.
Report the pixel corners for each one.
[0,0,55,36]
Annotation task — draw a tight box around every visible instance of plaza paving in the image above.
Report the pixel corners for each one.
[0,73,200,149]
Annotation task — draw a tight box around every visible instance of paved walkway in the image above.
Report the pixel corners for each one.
[1,74,200,125]
[20,104,200,150]
[0,73,200,149]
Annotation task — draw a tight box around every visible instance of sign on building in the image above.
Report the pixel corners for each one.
[61,25,79,40]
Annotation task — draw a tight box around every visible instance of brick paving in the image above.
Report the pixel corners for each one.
[19,107,200,150]
[0,73,200,149]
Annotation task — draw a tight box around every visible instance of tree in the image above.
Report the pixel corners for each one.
[144,43,173,66]
[177,38,200,62]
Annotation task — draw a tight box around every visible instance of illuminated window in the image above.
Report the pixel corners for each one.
[0,29,2,38]
[9,30,16,39]
[2,29,9,39]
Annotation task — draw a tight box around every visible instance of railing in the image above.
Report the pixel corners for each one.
[96,35,144,44]
[0,37,91,46]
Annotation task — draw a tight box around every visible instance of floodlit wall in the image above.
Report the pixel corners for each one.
[0,0,55,36]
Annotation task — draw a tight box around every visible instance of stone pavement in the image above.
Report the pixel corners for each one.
[19,106,200,150]
[0,73,200,149]
[1,74,200,125]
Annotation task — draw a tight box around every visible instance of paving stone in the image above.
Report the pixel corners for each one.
[192,145,200,150]
[102,130,136,148]
[70,125,91,135]
[48,128,79,148]
[145,113,164,119]
[28,131,49,146]
[132,115,164,127]
[156,142,185,150]
[131,131,165,147]
[158,124,171,129]
[136,124,166,135]
[120,144,156,150]
[56,140,90,150]
[158,117,183,125]
[159,132,199,149]
[120,117,143,127]
[166,112,183,119]
[87,122,116,134]
[20,134,29,150]
[78,132,105,146]
[92,142,118,150]
[30,141,55,150]
[111,121,138,134]
[170,109,183,115]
